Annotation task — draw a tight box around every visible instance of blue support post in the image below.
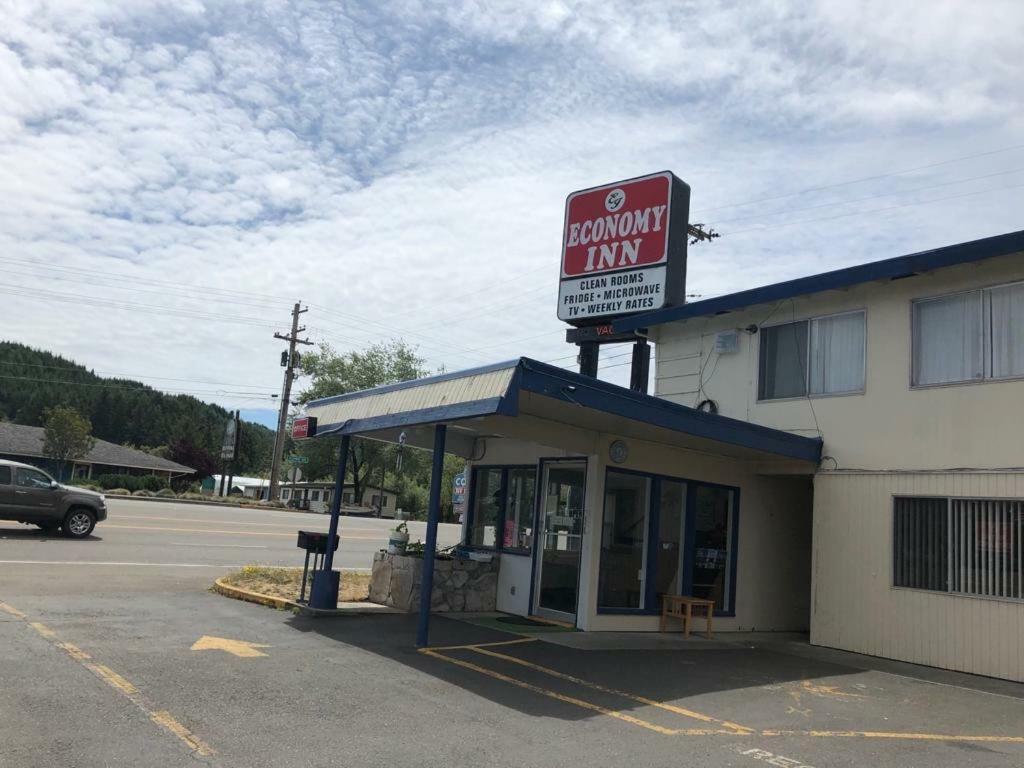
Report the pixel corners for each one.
[416,424,447,647]
[309,434,350,609]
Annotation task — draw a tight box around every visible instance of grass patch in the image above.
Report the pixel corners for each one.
[221,565,370,605]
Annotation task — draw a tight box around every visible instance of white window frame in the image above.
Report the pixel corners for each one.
[911,279,1024,389]
[757,309,867,402]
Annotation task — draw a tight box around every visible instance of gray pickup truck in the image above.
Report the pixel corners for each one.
[0,459,107,538]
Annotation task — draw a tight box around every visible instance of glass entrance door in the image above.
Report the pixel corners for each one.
[535,460,586,622]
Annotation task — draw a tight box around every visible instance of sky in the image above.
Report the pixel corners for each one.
[1,0,1022,429]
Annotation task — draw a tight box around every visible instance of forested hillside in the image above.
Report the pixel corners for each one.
[0,342,274,475]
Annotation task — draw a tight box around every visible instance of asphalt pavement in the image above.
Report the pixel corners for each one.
[1,499,1023,768]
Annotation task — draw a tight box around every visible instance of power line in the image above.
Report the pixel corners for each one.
[0,361,279,390]
[0,373,278,399]
[724,180,1024,237]
[710,167,1024,226]
[0,285,283,328]
[693,142,1024,215]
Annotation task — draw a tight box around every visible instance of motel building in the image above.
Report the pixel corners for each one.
[303,173,1024,683]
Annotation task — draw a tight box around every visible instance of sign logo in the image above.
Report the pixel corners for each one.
[558,171,690,324]
[291,416,317,440]
[453,471,467,513]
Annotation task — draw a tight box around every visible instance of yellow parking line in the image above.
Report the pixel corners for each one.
[425,641,1024,745]
[0,600,27,619]
[428,637,538,652]
[3,599,215,757]
[103,524,382,539]
[471,645,752,734]
[87,663,140,695]
[422,648,701,736]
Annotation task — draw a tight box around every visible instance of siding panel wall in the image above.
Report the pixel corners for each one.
[812,471,1024,681]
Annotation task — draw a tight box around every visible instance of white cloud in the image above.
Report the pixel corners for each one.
[0,0,1021,412]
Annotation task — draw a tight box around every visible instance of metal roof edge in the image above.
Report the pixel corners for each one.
[614,228,1024,332]
[518,358,822,462]
[305,359,522,409]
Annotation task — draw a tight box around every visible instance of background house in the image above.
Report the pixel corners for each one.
[0,421,195,482]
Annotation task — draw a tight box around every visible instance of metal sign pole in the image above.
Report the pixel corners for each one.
[578,342,599,377]
[629,338,651,394]
[309,434,350,610]
[416,424,447,648]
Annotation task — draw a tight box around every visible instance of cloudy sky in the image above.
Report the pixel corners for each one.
[2,0,1022,427]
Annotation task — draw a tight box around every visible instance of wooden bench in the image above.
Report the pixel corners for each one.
[660,595,714,638]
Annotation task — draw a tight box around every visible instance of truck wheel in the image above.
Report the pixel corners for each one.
[63,509,96,539]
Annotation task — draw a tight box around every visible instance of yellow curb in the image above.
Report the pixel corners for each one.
[213,577,298,611]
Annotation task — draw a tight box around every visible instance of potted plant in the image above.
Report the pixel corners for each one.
[387,521,409,554]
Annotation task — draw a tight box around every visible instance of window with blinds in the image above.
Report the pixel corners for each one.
[894,497,1024,601]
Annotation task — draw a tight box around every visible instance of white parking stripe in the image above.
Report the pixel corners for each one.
[169,542,268,549]
[0,560,244,568]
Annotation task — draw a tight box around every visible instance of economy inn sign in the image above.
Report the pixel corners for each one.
[558,171,690,324]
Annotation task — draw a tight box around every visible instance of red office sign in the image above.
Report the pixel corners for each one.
[558,171,690,324]
[291,416,317,440]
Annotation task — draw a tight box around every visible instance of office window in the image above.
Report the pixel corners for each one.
[503,468,536,551]
[371,494,388,508]
[466,466,537,552]
[342,492,353,504]
[688,485,736,612]
[893,497,949,592]
[598,471,651,609]
[912,282,1024,386]
[310,490,321,501]
[468,468,503,548]
[894,497,1023,600]
[281,489,290,500]
[654,480,686,601]
[759,311,864,400]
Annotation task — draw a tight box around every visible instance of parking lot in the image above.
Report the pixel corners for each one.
[2,499,1023,768]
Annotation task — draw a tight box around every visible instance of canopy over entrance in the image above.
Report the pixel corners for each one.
[303,359,821,640]
[304,358,822,466]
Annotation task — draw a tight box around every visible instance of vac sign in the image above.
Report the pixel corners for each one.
[558,171,690,324]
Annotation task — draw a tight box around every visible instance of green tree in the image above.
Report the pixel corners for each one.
[298,340,429,504]
[42,405,96,482]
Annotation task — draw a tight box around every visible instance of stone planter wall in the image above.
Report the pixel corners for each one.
[368,551,498,612]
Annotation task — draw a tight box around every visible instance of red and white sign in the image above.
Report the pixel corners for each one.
[557,171,689,324]
[291,416,317,440]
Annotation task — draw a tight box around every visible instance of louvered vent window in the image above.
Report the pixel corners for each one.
[894,497,1024,601]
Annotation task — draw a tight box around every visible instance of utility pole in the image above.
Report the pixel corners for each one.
[269,302,313,501]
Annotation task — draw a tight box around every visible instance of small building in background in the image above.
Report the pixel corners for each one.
[0,422,194,482]
[205,475,400,516]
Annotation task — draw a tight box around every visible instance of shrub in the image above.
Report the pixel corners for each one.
[105,488,131,496]
[68,480,103,492]
[154,488,176,498]
[131,489,153,497]
[92,474,167,492]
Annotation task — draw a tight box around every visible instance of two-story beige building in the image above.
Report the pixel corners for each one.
[614,228,1024,681]
[305,229,1023,681]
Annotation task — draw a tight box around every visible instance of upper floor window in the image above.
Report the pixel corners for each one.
[912,282,1024,386]
[758,311,865,400]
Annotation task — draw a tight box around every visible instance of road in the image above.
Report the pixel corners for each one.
[0,497,463,577]
[2,499,1022,768]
